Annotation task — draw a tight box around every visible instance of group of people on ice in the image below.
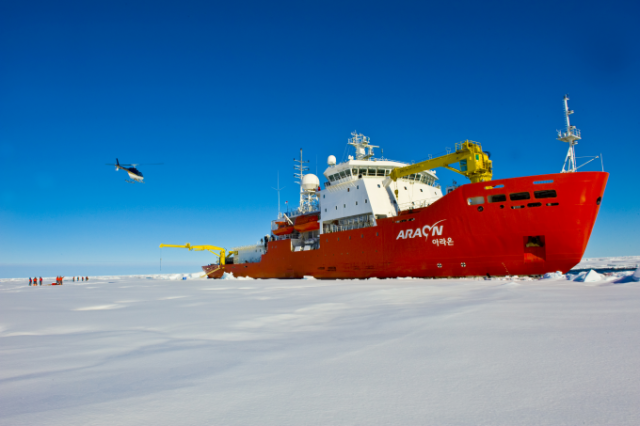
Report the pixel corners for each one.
[29,277,43,286]
[28,276,89,286]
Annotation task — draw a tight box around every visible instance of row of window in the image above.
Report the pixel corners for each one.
[476,202,559,212]
[468,190,557,205]
[327,168,436,186]
[325,199,368,212]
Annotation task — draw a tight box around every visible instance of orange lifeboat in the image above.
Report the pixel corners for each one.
[273,223,294,235]
[293,214,319,232]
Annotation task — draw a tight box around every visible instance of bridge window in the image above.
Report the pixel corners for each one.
[359,168,367,176]
[329,175,335,182]
[377,169,385,176]
[385,169,391,176]
[352,168,358,175]
[368,168,376,176]
[345,169,351,176]
[339,171,346,179]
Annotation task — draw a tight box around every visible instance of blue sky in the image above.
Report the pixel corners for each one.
[1,0,639,277]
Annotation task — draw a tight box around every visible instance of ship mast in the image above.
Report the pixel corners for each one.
[557,95,581,173]
[271,172,285,218]
[293,149,319,213]
[347,131,378,160]
[293,148,309,208]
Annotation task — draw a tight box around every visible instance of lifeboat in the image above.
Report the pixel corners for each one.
[293,214,319,232]
[273,223,294,235]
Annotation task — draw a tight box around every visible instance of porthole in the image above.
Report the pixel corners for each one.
[348,188,350,192]
[323,194,325,198]
[596,196,602,205]
[344,204,346,208]
[377,184,381,188]
[437,263,442,268]
[365,199,368,203]
[477,206,484,212]
[356,201,358,205]
[461,262,466,267]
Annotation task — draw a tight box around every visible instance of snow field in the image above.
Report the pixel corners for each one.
[1,274,640,425]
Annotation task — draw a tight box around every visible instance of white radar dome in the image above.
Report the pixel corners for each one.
[327,155,336,166]
[302,174,320,192]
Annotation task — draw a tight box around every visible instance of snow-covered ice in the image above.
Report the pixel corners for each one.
[1,274,640,425]
[574,255,640,270]
[573,269,603,283]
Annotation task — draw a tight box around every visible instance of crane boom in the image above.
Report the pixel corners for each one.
[383,141,492,194]
[159,243,237,266]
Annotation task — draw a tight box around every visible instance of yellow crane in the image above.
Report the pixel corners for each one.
[158,243,237,266]
[383,140,492,197]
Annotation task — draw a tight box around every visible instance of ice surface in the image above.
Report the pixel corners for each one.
[1,274,640,425]
[542,271,564,279]
[574,255,640,270]
[573,269,602,283]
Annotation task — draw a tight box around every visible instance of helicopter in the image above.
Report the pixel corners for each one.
[106,159,163,184]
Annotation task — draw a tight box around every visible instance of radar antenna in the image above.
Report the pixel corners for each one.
[348,131,378,160]
[557,95,581,173]
[293,149,319,213]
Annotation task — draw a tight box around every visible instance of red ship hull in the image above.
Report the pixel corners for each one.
[203,172,608,279]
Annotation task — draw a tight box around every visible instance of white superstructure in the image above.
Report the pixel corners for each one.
[318,132,443,234]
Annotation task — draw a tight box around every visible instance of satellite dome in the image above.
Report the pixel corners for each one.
[327,155,336,166]
[301,174,320,192]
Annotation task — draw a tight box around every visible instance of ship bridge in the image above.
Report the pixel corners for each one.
[319,132,444,234]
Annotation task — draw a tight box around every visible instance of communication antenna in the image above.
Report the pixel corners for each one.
[293,148,310,208]
[348,131,378,160]
[271,171,285,217]
[558,95,581,173]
